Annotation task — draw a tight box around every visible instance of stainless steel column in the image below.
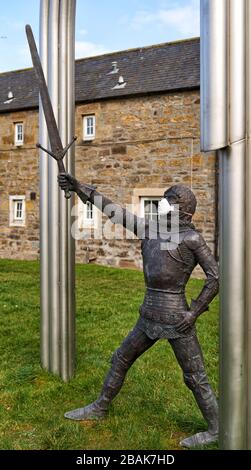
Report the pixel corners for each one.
[39,0,76,381]
[200,0,228,150]
[218,140,246,449]
[39,0,50,370]
[201,0,247,449]
[221,0,246,449]
[59,0,69,381]
[66,0,76,379]
[246,0,251,450]
[48,0,60,375]
[58,0,76,382]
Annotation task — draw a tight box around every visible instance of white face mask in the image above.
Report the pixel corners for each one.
[158,198,174,216]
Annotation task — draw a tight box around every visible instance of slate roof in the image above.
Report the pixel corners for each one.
[0,37,200,113]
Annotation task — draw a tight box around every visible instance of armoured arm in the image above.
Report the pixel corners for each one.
[58,173,146,238]
[184,231,219,318]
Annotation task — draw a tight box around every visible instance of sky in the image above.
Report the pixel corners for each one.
[0,0,200,73]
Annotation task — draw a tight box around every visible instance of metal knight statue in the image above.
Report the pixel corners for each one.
[26,22,218,449]
[58,174,219,448]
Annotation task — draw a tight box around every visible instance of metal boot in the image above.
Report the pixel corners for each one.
[180,379,219,448]
[65,351,127,421]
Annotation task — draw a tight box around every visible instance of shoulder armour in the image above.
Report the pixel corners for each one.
[183,230,205,250]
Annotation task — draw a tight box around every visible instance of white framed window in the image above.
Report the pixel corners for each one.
[140,197,161,222]
[83,115,95,141]
[78,199,99,229]
[86,201,94,221]
[14,122,24,146]
[9,195,26,227]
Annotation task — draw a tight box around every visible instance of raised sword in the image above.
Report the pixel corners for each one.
[25,24,76,199]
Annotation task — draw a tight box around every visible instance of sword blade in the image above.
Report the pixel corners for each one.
[26,24,63,154]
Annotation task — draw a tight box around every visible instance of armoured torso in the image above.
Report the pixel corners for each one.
[138,227,200,339]
[141,229,197,293]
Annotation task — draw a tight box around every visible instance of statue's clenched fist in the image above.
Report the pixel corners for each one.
[58,173,79,193]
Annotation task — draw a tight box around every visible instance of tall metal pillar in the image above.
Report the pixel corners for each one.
[246,0,251,450]
[201,0,247,449]
[39,0,76,381]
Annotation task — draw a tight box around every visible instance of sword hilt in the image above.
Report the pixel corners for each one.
[36,137,77,199]
[57,160,71,199]
[64,190,71,199]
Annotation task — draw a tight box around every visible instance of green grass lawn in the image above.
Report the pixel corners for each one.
[0,259,219,450]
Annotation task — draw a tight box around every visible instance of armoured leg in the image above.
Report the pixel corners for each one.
[169,334,218,448]
[65,326,156,420]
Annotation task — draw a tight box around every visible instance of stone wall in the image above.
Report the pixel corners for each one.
[74,91,217,272]
[0,110,40,259]
[0,90,217,273]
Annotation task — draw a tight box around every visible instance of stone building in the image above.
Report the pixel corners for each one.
[0,38,218,270]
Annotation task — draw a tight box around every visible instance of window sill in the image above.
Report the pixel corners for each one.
[10,222,25,227]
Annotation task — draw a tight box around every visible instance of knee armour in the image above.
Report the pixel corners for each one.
[183,371,212,400]
[111,348,133,372]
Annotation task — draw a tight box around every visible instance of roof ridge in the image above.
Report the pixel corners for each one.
[75,37,200,63]
[0,67,34,77]
[0,37,200,76]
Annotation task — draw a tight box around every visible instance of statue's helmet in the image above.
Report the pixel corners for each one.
[164,184,197,219]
